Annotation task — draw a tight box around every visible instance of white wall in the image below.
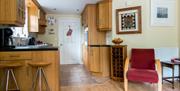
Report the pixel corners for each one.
[110,0,179,55]
[110,0,180,77]
[38,14,81,46]
[37,14,59,46]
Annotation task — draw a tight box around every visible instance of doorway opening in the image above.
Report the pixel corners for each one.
[58,16,82,64]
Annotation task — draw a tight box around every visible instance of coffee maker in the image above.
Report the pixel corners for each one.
[0,28,14,48]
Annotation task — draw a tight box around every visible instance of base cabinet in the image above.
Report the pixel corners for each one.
[88,46,110,77]
[0,51,60,91]
[88,47,100,73]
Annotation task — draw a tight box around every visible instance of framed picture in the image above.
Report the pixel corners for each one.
[116,6,142,34]
[151,0,175,26]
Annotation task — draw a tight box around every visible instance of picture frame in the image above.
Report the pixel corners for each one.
[151,0,175,26]
[116,6,142,34]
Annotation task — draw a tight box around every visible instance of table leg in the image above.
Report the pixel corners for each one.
[172,66,174,89]
[162,65,163,84]
[179,65,180,82]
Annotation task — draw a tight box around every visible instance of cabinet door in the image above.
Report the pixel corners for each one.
[81,8,88,27]
[0,0,25,26]
[28,2,39,32]
[97,0,112,31]
[82,45,89,69]
[31,51,60,91]
[100,47,110,77]
[88,47,100,72]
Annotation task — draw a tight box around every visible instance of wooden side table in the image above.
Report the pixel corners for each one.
[161,61,180,89]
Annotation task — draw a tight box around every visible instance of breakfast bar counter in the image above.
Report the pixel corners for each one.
[0,46,59,51]
[0,46,60,91]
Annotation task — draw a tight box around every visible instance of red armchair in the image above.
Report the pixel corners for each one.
[124,49,162,91]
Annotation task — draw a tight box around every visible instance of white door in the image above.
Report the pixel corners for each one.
[58,18,82,64]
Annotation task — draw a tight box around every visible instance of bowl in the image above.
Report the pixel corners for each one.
[112,38,123,44]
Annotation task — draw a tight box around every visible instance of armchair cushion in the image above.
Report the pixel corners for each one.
[127,68,158,83]
[131,49,155,70]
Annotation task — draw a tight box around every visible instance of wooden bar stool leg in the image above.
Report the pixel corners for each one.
[5,69,10,91]
[41,68,50,91]
[10,69,20,90]
[31,68,40,91]
[172,66,174,89]
[0,69,7,90]
[38,68,42,91]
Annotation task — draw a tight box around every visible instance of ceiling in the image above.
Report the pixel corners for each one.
[37,0,101,14]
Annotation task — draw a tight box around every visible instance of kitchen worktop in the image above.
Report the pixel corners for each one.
[0,46,59,51]
[88,45,111,47]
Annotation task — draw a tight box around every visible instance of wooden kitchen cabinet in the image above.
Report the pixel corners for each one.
[28,0,39,32]
[88,47,100,73]
[81,6,88,27]
[82,44,89,70]
[88,46,110,77]
[97,0,112,31]
[38,9,47,34]
[31,51,60,91]
[0,0,25,26]
[99,46,111,77]
[0,50,60,91]
[81,4,106,45]
[0,51,32,90]
[82,4,108,77]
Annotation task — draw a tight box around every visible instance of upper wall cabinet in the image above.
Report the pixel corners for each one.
[38,10,47,34]
[28,0,46,33]
[81,4,106,45]
[81,6,88,27]
[28,0,39,32]
[97,0,112,31]
[0,0,25,27]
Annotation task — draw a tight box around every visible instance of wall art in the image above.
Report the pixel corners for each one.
[116,6,142,34]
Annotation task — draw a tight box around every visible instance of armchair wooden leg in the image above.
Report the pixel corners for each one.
[124,78,128,91]
[158,81,162,91]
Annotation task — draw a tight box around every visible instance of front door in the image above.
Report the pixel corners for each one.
[58,18,82,64]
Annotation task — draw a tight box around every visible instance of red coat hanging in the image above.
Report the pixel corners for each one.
[66,25,73,36]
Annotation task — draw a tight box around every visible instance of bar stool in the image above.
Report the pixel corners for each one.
[28,61,51,91]
[0,62,22,91]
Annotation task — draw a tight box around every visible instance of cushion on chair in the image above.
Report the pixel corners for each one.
[127,68,158,83]
[131,49,155,70]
